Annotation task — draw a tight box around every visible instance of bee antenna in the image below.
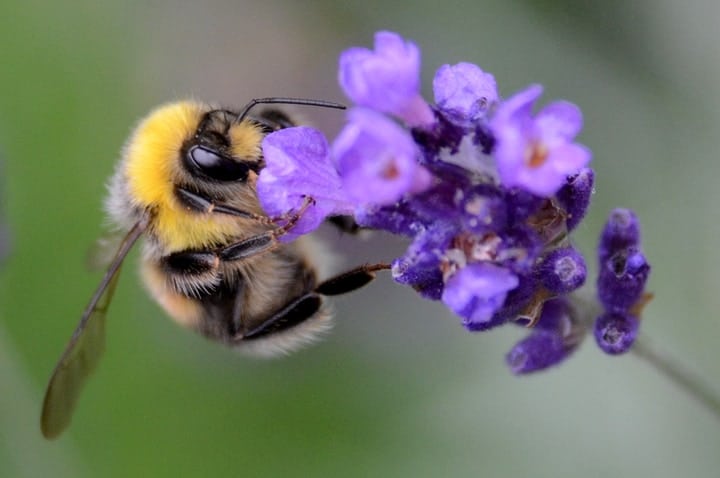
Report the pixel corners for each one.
[235,97,346,123]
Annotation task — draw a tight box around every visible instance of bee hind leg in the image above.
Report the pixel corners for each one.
[242,294,323,340]
[239,263,390,341]
[314,263,391,296]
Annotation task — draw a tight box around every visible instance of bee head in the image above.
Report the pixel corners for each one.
[182,109,264,183]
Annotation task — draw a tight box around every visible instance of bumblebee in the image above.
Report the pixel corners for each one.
[41,98,388,439]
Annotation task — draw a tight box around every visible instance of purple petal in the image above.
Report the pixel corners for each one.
[506,330,571,374]
[491,85,592,197]
[433,62,499,121]
[536,100,583,143]
[598,208,642,263]
[517,144,591,197]
[258,127,353,239]
[594,312,639,355]
[537,247,587,294]
[556,168,594,231]
[338,31,432,125]
[441,263,519,326]
[333,108,430,207]
[597,247,650,312]
[492,84,543,124]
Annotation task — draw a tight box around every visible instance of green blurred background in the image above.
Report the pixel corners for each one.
[1,0,719,476]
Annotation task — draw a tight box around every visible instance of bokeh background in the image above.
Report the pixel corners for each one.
[1,1,720,477]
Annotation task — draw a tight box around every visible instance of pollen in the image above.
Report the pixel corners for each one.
[381,160,401,179]
[525,141,549,168]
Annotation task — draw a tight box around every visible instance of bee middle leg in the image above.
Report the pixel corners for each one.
[160,195,311,293]
[218,198,315,262]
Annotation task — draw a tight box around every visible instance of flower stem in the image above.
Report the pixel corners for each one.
[632,335,720,419]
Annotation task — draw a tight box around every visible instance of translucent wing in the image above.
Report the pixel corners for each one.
[85,232,124,271]
[41,219,147,439]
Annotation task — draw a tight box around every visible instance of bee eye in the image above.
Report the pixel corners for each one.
[187,145,249,182]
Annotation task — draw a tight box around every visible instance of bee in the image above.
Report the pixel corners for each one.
[41,97,389,439]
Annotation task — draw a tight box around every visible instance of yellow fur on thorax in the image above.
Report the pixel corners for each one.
[229,121,264,159]
[124,101,261,252]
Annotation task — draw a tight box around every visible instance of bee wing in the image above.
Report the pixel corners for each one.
[85,232,124,271]
[41,219,147,439]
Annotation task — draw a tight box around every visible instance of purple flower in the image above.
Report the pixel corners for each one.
[556,167,594,231]
[596,209,650,313]
[537,247,587,294]
[597,247,650,312]
[354,201,424,237]
[258,127,353,239]
[506,298,583,373]
[594,312,639,355]
[333,108,432,207]
[252,30,652,375]
[338,31,434,127]
[441,263,519,327]
[593,210,649,355]
[506,330,568,374]
[392,222,456,300]
[598,208,641,263]
[433,62,499,121]
[490,84,591,197]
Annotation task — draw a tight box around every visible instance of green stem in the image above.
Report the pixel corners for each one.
[632,335,720,419]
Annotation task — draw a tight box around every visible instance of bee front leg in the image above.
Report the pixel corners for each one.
[175,186,273,223]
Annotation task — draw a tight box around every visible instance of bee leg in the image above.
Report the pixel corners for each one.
[219,233,296,264]
[314,263,391,296]
[219,198,316,262]
[175,186,274,223]
[239,263,390,341]
[241,294,323,340]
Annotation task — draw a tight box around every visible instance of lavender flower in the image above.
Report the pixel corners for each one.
[256,30,652,374]
[490,85,591,197]
[507,330,568,374]
[598,208,642,263]
[556,167,594,231]
[338,31,434,127]
[441,263,519,328]
[333,108,432,207]
[506,298,584,373]
[593,209,650,354]
[433,62,499,122]
[597,247,650,312]
[594,312,639,355]
[257,127,353,239]
[537,247,587,294]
